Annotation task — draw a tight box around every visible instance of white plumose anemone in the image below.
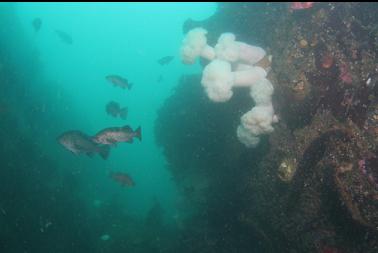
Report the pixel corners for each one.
[180,27,216,64]
[215,33,266,64]
[201,59,233,102]
[181,28,277,148]
[201,59,267,102]
[240,104,275,136]
[237,125,261,148]
[237,77,278,147]
[250,78,274,106]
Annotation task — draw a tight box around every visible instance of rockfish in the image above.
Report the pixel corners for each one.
[106,75,133,90]
[92,125,141,145]
[106,101,128,120]
[110,171,135,187]
[57,130,110,159]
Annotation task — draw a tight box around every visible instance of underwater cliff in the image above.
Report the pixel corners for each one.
[156,2,378,253]
[1,2,378,253]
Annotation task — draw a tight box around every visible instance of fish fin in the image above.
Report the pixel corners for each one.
[126,138,134,144]
[107,139,117,146]
[134,126,142,141]
[99,145,110,160]
[119,107,128,120]
[122,125,132,131]
[91,137,99,144]
[128,82,133,90]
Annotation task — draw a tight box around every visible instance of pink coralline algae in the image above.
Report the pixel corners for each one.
[321,53,334,69]
[358,159,367,175]
[290,2,314,10]
[339,63,353,84]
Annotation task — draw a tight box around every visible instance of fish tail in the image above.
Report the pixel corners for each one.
[99,145,111,160]
[91,136,100,144]
[134,126,142,141]
[128,83,133,90]
[119,107,128,120]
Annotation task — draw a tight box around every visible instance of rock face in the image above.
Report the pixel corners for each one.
[156,3,378,252]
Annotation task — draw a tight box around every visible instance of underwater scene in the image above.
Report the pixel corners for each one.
[0,2,377,253]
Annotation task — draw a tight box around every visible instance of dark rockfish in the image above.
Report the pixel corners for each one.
[106,101,128,120]
[106,75,133,90]
[55,30,73,44]
[93,125,141,145]
[57,130,110,159]
[110,171,135,187]
[158,56,174,65]
[32,18,42,32]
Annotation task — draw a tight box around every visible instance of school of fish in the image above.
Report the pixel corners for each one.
[32,17,174,188]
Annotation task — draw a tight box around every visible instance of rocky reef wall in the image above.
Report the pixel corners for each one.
[156,3,378,252]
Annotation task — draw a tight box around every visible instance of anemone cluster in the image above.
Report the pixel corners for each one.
[180,27,278,147]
